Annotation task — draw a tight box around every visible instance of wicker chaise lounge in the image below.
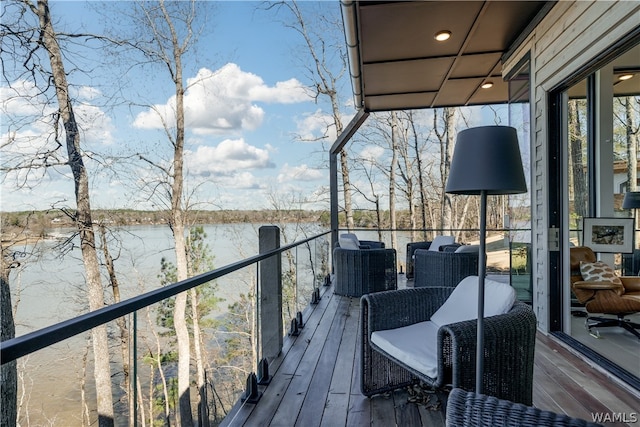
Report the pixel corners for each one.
[360,278,536,405]
[446,388,604,427]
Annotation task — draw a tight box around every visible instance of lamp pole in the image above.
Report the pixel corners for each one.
[476,190,487,394]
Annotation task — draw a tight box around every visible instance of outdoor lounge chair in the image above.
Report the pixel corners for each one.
[360,276,536,405]
[333,233,397,297]
[405,235,455,278]
[445,388,604,427]
[413,245,479,288]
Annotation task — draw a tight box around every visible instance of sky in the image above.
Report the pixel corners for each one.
[1,1,353,212]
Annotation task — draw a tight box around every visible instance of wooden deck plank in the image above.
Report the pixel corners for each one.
[223,285,336,427]
[346,301,371,427]
[268,291,342,425]
[394,397,424,427]
[320,299,359,427]
[295,297,350,427]
[227,290,640,427]
[534,345,610,419]
[539,333,640,415]
[534,333,640,427]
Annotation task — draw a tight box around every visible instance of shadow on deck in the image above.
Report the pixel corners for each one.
[222,279,640,427]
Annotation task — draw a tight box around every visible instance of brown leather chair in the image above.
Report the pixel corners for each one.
[570,246,640,339]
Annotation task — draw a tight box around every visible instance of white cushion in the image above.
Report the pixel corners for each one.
[430,276,516,328]
[371,320,440,379]
[339,233,360,250]
[454,244,480,253]
[429,235,455,251]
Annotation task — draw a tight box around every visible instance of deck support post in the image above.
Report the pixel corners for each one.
[259,226,282,362]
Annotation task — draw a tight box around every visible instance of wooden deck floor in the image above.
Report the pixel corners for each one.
[221,283,640,427]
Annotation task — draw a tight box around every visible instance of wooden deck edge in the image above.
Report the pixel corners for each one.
[220,284,336,426]
[537,331,640,401]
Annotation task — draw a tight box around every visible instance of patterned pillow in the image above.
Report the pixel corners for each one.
[579,261,622,285]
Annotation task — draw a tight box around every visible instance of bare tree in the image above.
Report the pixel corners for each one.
[569,100,588,222]
[107,1,212,423]
[389,112,399,249]
[616,97,640,192]
[394,112,419,240]
[268,1,354,228]
[434,107,456,233]
[1,1,116,424]
[408,112,430,237]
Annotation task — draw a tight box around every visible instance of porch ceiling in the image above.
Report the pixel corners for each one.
[341,0,553,111]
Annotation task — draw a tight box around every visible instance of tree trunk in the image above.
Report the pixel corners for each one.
[99,225,132,425]
[441,108,456,232]
[158,1,194,424]
[410,115,428,238]
[625,97,638,192]
[569,100,588,220]
[36,1,114,424]
[389,112,399,249]
[1,261,17,427]
[190,288,209,427]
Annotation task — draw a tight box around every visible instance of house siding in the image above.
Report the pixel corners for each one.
[503,1,640,332]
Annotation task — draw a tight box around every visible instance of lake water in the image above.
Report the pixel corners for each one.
[7,222,332,426]
[10,222,330,334]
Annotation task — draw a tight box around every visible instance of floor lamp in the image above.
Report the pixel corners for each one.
[445,125,527,394]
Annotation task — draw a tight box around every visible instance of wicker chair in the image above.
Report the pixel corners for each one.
[446,388,604,427]
[333,245,397,297]
[360,286,536,405]
[414,247,479,288]
[405,236,456,278]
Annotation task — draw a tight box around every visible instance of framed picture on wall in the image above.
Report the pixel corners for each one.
[582,217,634,253]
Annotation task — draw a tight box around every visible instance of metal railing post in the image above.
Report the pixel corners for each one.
[258,226,282,361]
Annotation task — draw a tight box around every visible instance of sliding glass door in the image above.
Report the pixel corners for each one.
[549,38,640,385]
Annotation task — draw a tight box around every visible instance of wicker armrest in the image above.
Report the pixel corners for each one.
[439,302,536,405]
[446,388,604,427]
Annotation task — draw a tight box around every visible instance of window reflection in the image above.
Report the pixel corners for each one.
[564,43,640,379]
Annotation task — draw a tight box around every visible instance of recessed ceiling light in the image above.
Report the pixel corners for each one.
[481,82,494,89]
[434,31,451,42]
[618,73,634,81]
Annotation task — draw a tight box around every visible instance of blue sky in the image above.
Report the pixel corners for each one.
[1,1,351,212]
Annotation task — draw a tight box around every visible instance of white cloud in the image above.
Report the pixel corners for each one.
[359,145,385,162]
[75,86,102,101]
[133,63,310,135]
[185,138,274,177]
[248,78,310,104]
[295,109,334,142]
[277,163,324,183]
[295,109,357,144]
[76,103,115,146]
[0,79,50,116]
[217,171,265,190]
